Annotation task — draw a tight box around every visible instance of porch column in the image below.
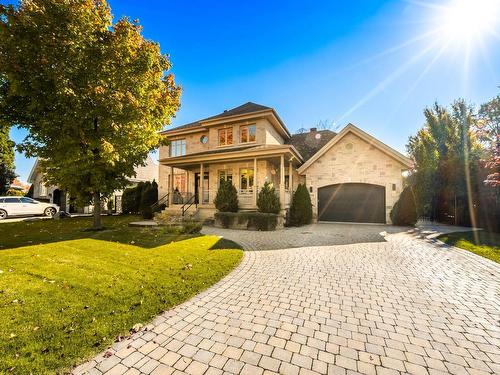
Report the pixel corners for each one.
[168,166,174,205]
[280,155,285,209]
[253,158,258,206]
[200,163,204,205]
[288,161,293,192]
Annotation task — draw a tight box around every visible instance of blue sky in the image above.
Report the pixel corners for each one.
[8,0,500,182]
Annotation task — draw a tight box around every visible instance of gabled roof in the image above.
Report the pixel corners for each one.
[286,130,337,161]
[298,123,412,174]
[161,102,290,138]
[202,102,272,122]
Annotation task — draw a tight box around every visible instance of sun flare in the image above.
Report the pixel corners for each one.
[435,0,500,44]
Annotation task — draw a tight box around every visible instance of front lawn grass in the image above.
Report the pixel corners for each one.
[438,230,500,263]
[0,215,196,250]
[0,216,243,374]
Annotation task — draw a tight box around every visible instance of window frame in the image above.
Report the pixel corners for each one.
[218,127,233,146]
[239,168,254,192]
[218,170,233,187]
[240,124,256,143]
[170,139,187,157]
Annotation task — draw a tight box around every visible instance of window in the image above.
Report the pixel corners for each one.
[170,139,186,157]
[5,197,20,203]
[218,128,233,146]
[239,169,254,191]
[240,125,256,143]
[218,170,233,186]
[39,182,47,196]
[21,197,36,204]
[200,135,208,144]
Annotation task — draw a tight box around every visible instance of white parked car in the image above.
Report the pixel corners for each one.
[0,196,59,219]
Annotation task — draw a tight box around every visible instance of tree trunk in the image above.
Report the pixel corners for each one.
[93,191,102,230]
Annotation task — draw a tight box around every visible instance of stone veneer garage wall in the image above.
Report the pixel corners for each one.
[302,131,407,224]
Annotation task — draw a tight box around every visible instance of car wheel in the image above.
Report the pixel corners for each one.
[0,209,7,220]
[44,207,56,217]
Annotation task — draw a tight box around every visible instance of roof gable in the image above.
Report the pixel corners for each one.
[161,102,290,138]
[286,130,337,161]
[297,123,412,174]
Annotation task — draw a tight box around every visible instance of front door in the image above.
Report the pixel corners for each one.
[194,172,209,204]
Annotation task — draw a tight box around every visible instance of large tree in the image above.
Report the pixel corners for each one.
[0,0,180,228]
[0,125,16,195]
[477,95,499,187]
[407,100,484,225]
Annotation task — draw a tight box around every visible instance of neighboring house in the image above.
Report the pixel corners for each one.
[9,179,31,194]
[159,102,412,223]
[28,155,159,213]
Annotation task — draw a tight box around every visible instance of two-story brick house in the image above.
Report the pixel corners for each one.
[159,102,412,223]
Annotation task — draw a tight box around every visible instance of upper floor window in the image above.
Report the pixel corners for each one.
[240,125,256,143]
[218,128,233,146]
[170,139,186,157]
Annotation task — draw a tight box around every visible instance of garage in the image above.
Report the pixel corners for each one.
[318,183,386,223]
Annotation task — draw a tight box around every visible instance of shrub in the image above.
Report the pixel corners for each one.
[6,188,24,196]
[122,182,145,214]
[140,181,158,219]
[214,180,238,212]
[288,184,312,226]
[390,186,417,226]
[257,182,281,214]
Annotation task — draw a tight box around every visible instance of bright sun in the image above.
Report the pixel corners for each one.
[435,0,500,44]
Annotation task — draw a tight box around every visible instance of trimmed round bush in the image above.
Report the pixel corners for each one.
[390,186,417,226]
[257,182,281,214]
[288,184,312,226]
[214,180,238,212]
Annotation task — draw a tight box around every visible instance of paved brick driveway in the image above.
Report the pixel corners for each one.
[202,223,410,251]
[74,232,499,375]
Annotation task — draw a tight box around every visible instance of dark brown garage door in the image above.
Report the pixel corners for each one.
[318,183,386,223]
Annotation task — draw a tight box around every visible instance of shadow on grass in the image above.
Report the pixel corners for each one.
[0,215,200,250]
[210,238,244,250]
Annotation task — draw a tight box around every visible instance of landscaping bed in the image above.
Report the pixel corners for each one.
[438,230,499,263]
[0,215,242,374]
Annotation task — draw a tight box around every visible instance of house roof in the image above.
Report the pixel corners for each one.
[298,123,412,174]
[286,130,337,161]
[159,144,303,166]
[161,102,291,137]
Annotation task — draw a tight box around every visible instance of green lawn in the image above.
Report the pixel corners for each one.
[0,216,243,374]
[438,230,500,263]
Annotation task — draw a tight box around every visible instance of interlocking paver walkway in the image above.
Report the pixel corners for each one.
[202,223,410,250]
[74,232,500,375]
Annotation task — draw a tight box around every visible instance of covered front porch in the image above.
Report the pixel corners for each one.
[159,146,303,215]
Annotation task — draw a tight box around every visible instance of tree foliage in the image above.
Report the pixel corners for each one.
[477,95,499,187]
[257,182,280,214]
[288,184,312,226]
[0,0,180,228]
[214,180,238,212]
[390,186,417,226]
[406,99,499,230]
[0,125,16,195]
